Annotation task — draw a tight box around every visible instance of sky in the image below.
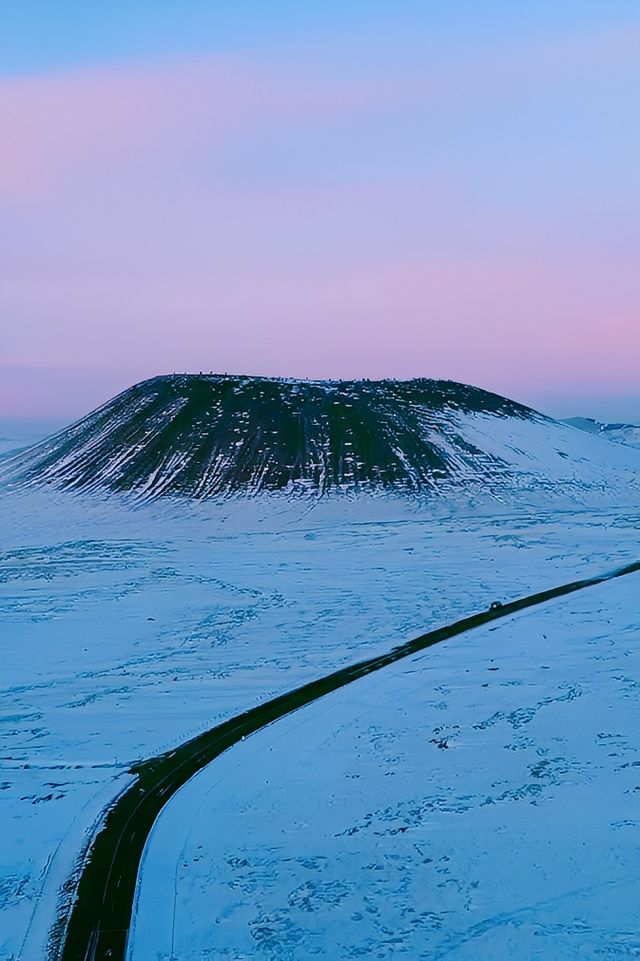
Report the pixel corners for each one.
[1,1,639,421]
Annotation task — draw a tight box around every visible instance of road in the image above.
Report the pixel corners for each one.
[55,558,640,961]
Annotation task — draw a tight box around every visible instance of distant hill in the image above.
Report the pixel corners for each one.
[562,417,640,451]
[1,374,639,502]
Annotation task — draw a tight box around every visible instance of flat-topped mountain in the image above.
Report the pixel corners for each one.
[1,374,638,501]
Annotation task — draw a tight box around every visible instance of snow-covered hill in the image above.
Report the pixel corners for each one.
[563,416,640,450]
[1,374,639,503]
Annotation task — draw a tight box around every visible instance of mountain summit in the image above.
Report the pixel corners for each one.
[1,374,638,502]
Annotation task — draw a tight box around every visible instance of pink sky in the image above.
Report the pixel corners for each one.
[1,23,639,420]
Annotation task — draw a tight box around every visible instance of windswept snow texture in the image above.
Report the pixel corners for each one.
[2,488,640,960]
[130,574,640,961]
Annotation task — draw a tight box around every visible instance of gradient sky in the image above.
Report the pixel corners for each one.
[1,1,639,420]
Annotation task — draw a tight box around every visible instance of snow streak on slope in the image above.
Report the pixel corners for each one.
[0,375,540,499]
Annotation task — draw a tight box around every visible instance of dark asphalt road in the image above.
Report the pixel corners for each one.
[55,558,640,961]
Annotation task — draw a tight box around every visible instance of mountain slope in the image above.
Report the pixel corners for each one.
[1,375,638,502]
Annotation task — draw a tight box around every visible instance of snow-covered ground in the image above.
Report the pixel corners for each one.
[130,572,640,960]
[1,483,639,959]
[0,419,62,457]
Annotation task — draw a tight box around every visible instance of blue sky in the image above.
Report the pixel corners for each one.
[3,0,639,74]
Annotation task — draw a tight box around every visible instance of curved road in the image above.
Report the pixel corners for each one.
[55,559,640,961]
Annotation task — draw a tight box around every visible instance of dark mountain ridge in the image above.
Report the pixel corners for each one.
[0,374,538,499]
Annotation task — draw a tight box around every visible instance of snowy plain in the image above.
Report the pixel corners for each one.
[0,420,62,457]
[1,417,639,960]
[130,574,640,960]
